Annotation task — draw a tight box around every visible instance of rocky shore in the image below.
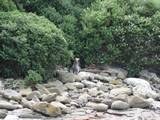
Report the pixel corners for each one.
[0,67,160,120]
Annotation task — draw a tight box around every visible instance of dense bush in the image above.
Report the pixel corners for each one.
[24,70,43,87]
[0,11,71,79]
[77,0,160,75]
[0,0,17,11]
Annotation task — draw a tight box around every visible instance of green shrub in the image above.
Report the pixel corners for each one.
[0,11,71,79]
[25,70,42,86]
[0,0,17,11]
[78,0,160,75]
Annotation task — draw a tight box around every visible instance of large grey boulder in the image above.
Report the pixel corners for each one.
[31,101,61,117]
[124,78,159,99]
[139,70,160,84]
[0,101,22,110]
[128,96,151,108]
[0,90,21,101]
[57,70,78,83]
[111,100,129,110]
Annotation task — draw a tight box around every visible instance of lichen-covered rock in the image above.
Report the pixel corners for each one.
[32,102,61,117]
[111,100,129,110]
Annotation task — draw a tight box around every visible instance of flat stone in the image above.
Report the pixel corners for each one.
[0,101,22,110]
[86,102,108,112]
[8,108,42,118]
[111,100,129,110]
[0,90,21,101]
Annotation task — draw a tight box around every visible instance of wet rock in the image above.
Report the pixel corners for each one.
[86,102,108,112]
[26,91,41,100]
[111,100,129,110]
[42,93,57,102]
[0,101,22,110]
[128,96,151,108]
[0,109,8,118]
[32,102,61,117]
[0,90,21,101]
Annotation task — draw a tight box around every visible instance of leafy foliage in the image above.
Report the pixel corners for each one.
[24,70,43,86]
[0,11,71,79]
[78,0,160,75]
[0,0,17,11]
